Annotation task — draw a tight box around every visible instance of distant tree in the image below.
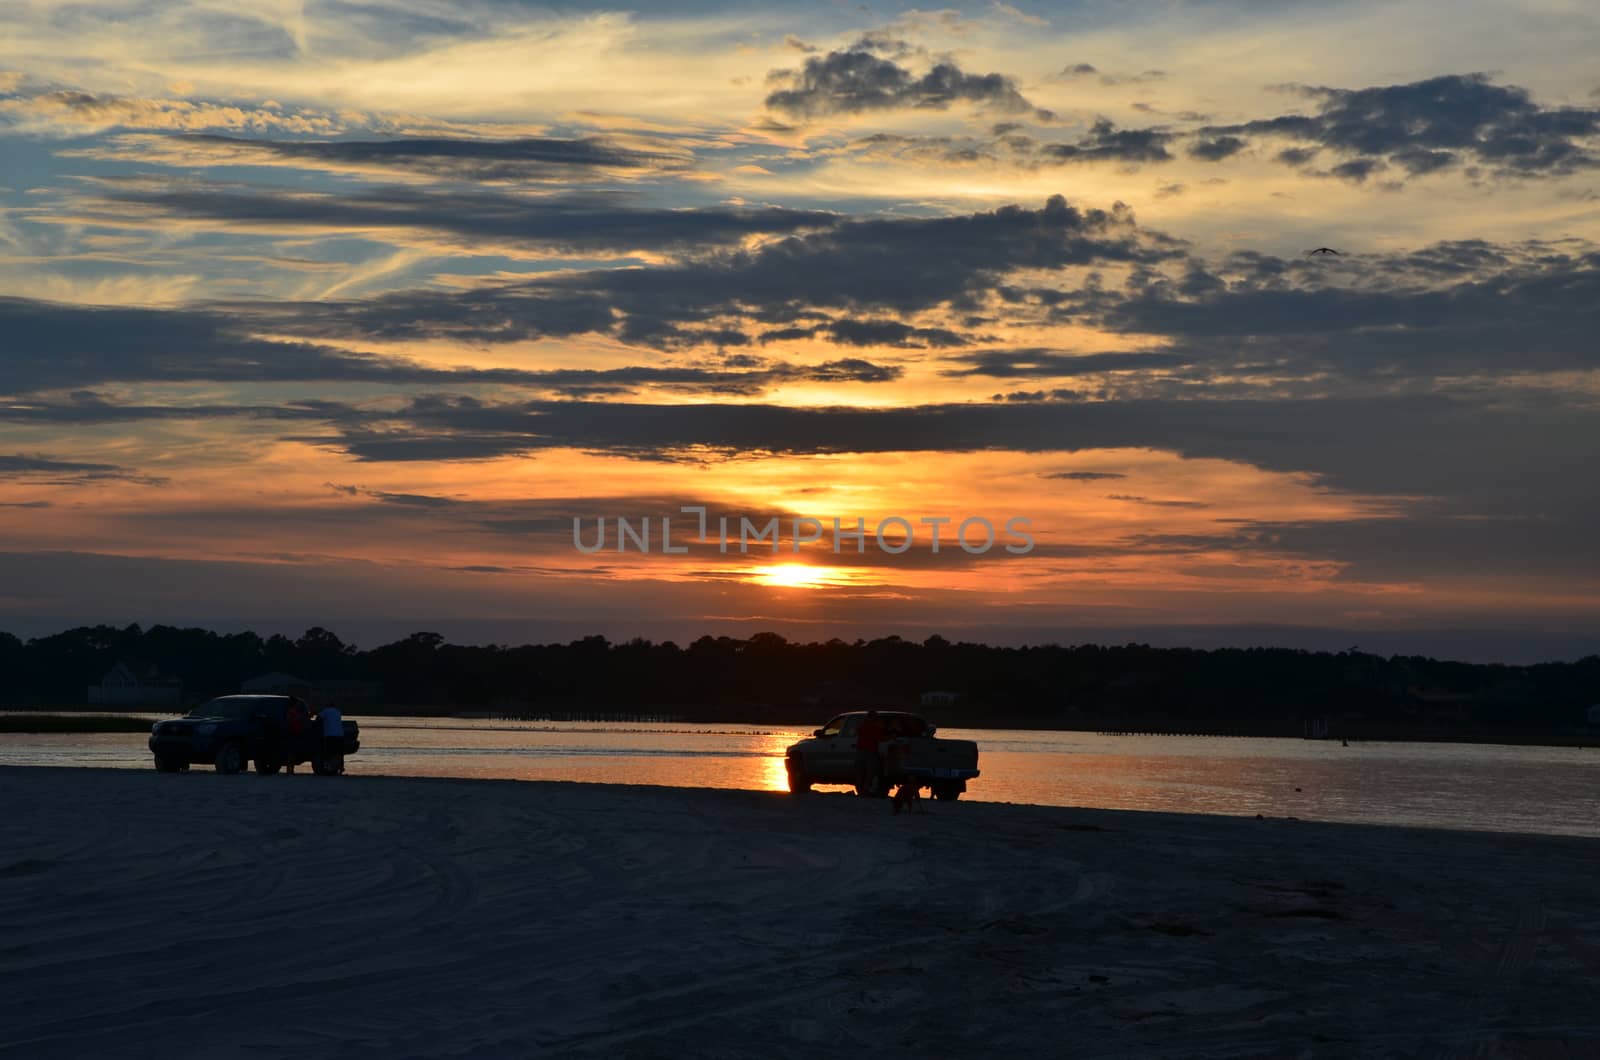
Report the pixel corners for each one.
[8,621,1594,725]
[296,626,353,656]
[403,632,445,651]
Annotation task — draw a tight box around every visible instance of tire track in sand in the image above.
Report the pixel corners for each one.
[546,870,1112,1055]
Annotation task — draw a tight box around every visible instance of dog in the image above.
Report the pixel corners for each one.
[891,778,923,815]
[884,739,925,814]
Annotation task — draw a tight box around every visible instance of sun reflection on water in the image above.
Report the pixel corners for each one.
[758,735,793,792]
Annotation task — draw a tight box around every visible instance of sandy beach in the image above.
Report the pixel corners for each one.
[2,767,1598,1058]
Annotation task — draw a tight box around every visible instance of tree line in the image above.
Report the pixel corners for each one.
[2,623,1597,730]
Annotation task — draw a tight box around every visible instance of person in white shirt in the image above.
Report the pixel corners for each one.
[318,704,344,774]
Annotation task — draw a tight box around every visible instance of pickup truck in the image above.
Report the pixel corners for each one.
[784,711,979,800]
[149,695,360,776]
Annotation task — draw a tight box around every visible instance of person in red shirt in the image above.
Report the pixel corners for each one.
[284,698,309,774]
[855,710,886,795]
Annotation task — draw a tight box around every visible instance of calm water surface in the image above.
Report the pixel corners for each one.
[3,719,1596,837]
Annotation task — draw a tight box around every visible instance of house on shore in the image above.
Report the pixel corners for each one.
[87,662,183,706]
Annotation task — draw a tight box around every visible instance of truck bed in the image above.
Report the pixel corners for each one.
[884,736,980,780]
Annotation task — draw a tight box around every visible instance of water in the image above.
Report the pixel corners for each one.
[3,719,1597,837]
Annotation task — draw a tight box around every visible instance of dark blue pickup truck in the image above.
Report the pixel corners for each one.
[149,695,360,775]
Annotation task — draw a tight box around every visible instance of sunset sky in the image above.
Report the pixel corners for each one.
[2,0,1597,659]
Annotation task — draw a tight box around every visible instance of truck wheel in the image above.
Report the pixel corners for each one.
[255,758,282,776]
[215,742,244,775]
[932,782,962,801]
[154,754,182,773]
[786,761,811,794]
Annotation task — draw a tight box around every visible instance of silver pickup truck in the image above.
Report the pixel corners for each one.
[784,711,980,800]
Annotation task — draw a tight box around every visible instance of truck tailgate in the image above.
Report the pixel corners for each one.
[892,737,978,776]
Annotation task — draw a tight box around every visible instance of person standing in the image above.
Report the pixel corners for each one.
[318,702,344,775]
[855,710,885,796]
[284,698,309,774]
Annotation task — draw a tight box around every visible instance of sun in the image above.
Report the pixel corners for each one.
[754,563,840,589]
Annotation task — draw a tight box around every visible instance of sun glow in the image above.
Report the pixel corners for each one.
[753,563,850,589]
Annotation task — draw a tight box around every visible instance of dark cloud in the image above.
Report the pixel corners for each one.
[746,115,798,134]
[848,131,990,165]
[0,297,569,392]
[765,45,1051,121]
[1200,74,1600,180]
[460,357,903,397]
[759,318,970,348]
[1329,157,1385,182]
[1035,120,1173,163]
[848,123,1176,169]
[0,298,901,395]
[1076,242,1600,382]
[1389,146,1456,175]
[0,453,123,476]
[0,86,339,133]
[1203,502,1600,583]
[824,318,968,348]
[1100,69,1167,87]
[250,196,1178,348]
[795,357,902,381]
[1057,64,1165,86]
[0,452,160,485]
[369,491,463,508]
[182,205,1596,395]
[91,181,839,256]
[276,391,1592,504]
[941,349,1192,377]
[309,432,539,463]
[139,231,1587,392]
[0,392,334,426]
[1106,493,1209,509]
[1187,135,1246,161]
[1042,471,1126,481]
[163,133,692,182]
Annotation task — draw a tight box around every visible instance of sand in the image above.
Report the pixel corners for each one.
[1,766,1598,1058]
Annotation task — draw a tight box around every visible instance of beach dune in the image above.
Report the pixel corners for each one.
[1,766,1598,1057]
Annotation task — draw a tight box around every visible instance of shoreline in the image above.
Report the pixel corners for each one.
[2,761,1594,842]
[5,705,1598,751]
[3,766,1598,1056]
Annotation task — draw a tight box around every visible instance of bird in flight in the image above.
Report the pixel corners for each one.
[1307,247,1341,255]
